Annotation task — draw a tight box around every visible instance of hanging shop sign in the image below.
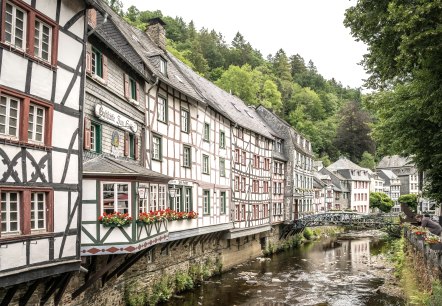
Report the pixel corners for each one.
[95,104,138,133]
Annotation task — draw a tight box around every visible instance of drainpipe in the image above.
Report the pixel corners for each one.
[144,76,159,168]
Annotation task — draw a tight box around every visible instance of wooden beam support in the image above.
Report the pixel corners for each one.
[72,256,121,299]
[113,247,153,279]
[40,275,62,306]
[19,279,41,306]
[54,273,72,306]
[1,286,18,306]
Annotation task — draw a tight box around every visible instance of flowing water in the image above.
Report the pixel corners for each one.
[167,230,405,306]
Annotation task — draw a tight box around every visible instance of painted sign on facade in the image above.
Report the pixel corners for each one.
[95,104,138,133]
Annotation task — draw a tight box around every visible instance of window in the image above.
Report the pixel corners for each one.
[202,154,210,174]
[220,192,226,214]
[34,19,51,62]
[220,131,225,148]
[5,3,26,50]
[0,94,20,138]
[172,188,181,211]
[1,192,19,234]
[253,155,260,168]
[219,158,225,177]
[90,122,101,153]
[203,190,210,214]
[181,109,190,133]
[152,135,162,161]
[264,158,270,170]
[129,78,137,100]
[149,185,157,212]
[237,127,243,139]
[184,188,192,212]
[234,176,239,191]
[235,148,240,163]
[102,183,130,215]
[1,189,52,237]
[276,141,282,152]
[253,180,259,193]
[157,96,167,122]
[203,123,210,141]
[159,57,167,75]
[183,146,191,168]
[241,177,246,192]
[129,134,135,159]
[263,181,269,193]
[0,90,52,146]
[30,192,45,230]
[241,151,246,166]
[92,48,103,78]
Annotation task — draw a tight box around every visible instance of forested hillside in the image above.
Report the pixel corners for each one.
[107,1,376,166]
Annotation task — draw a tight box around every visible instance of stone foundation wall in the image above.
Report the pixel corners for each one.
[1,224,325,305]
[404,228,442,289]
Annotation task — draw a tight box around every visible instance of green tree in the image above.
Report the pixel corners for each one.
[398,194,418,213]
[344,0,442,204]
[334,101,375,163]
[359,151,375,170]
[272,49,292,82]
[370,192,394,213]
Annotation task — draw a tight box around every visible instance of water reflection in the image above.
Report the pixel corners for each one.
[166,232,404,306]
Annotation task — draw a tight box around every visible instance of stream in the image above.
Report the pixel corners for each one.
[167,230,405,305]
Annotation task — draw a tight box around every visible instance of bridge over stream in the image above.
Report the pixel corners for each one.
[280,211,402,239]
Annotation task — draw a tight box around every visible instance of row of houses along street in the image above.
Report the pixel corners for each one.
[0,0,428,304]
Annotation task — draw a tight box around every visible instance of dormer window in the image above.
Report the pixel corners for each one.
[92,48,103,78]
[159,58,167,75]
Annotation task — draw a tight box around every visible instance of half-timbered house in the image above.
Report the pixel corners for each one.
[256,105,315,221]
[0,0,90,303]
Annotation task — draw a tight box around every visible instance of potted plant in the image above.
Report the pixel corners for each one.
[98,212,132,227]
[425,236,442,250]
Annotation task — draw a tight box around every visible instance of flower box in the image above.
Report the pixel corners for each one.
[98,212,132,227]
[167,219,198,232]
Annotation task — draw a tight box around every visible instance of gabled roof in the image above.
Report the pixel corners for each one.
[377,155,414,169]
[327,157,365,172]
[91,0,203,103]
[169,56,275,139]
[84,156,171,181]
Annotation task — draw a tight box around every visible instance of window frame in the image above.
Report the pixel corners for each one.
[91,48,103,78]
[180,108,190,133]
[34,18,52,62]
[202,154,210,174]
[0,187,53,239]
[157,96,167,123]
[90,121,101,153]
[220,191,226,214]
[129,77,137,101]
[1,1,59,66]
[203,190,210,215]
[219,131,225,148]
[101,182,131,215]
[203,122,210,142]
[183,145,191,168]
[159,57,167,75]
[0,87,53,147]
[219,158,225,177]
[152,134,162,161]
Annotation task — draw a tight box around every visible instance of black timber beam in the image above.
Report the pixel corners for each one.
[72,256,121,299]
[53,273,72,306]
[0,286,18,306]
[19,278,42,306]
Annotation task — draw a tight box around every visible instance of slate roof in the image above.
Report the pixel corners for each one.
[327,157,365,172]
[377,169,401,186]
[91,0,203,104]
[169,55,275,139]
[319,168,349,192]
[84,156,171,181]
[377,155,414,169]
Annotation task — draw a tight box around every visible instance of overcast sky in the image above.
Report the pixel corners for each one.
[123,0,368,89]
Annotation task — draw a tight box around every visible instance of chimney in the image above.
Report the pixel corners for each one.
[146,18,166,50]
